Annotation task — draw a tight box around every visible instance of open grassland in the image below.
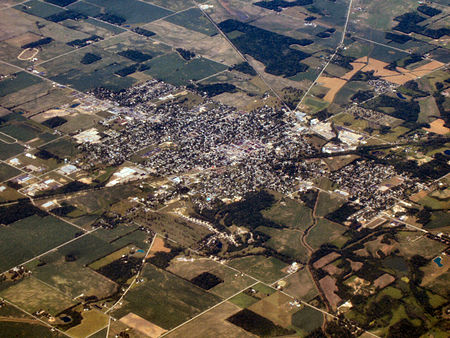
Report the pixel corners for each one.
[315,192,346,217]
[262,197,313,230]
[281,269,319,302]
[255,226,308,262]
[0,277,74,315]
[307,218,350,250]
[227,255,287,284]
[112,265,221,330]
[394,231,447,259]
[31,255,117,299]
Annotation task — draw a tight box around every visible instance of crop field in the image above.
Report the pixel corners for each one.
[167,257,256,298]
[262,197,313,230]
[281,269,318,302]
[0,81,55,109]
[144,52,228,85]
[31,254,118,299]
[307,218,350,250]
[143,20,235,63]
[227,255,287,284]
[96,31,171,57]
[166,301,253,338]
[255,226,308,262]
[0,121,43,142]
[229,292,260,309]
[291,305,324,334]
[82,0,172,25]
[0,277,75,315]
[42,45,137,92]
[90,245,138,270]
[112,264,222,330]
[39,132,74,152]
[15,88,74,116]
[165,8,218,36]
[57,233,119,266]
[0,72,43,98]
[0,162,21,182]
[248,291,297,328]
[0,215,79,272]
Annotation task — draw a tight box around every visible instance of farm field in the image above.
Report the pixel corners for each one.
[112,264,222,330]
[0,214,79,272]
[0,277,75,315]
[0,0,448,336]
[167,256,256,298]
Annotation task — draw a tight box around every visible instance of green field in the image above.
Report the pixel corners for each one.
[306,218,350,250]
[58,232,119,266]
[315,192,346,218]
[0,321,59,338]
[145,53,227,85]
[227,255,287,284]
[291,306,324,334]
[0,123,41,142]
[256,226,308,262]
[0,162,21,182]
[15,0,63,18]
[165,8,218,36]
[40,137,79,159]
[83,0,172,24]
[262,197,313,230]
[0,215,79,271]
[0,72,43,98]
[229,292,260,308]
[112,264,222,330]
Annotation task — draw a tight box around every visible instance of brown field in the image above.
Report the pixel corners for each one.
[319,275,341,310]
[120,312,167,338]
[410,190,428,202]
[313,252,340,269]
[360,58,444,85]
[4,32,40,48]
[248,291,297,328]
[323,264,342,276]
[424,119,450,135]
[281,269,318,302]
[147,236,171,258]
[31,109,72,123]
[316,76,347,103]
[166,301,255,338]
[373,274,395,289]
[341,57,368,80]
[143,20,241,66]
